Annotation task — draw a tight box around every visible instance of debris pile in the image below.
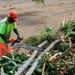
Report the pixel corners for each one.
[1,18,75,75]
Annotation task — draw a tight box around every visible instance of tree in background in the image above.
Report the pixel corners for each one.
[32,0,44,4]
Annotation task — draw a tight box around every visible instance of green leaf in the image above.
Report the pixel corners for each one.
[1,55,10,60]
[45,72,49,75]
[49,63,55,69]
[37,69,42,73]
[45,27,52,32]
[71,66,75,72]
[0,67,8,75]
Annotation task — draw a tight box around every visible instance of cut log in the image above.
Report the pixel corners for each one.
[25,39,61,75]
[15,40,48,75]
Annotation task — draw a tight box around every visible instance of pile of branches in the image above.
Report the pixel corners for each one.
[1,18,75,75]
[24,18,75,75]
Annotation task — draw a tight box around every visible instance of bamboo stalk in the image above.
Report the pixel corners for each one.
[25,39,61,75]
[15,40,48,75]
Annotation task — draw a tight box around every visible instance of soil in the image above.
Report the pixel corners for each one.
[0,0,75,53]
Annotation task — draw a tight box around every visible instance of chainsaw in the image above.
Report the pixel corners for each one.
[10,37,43,50]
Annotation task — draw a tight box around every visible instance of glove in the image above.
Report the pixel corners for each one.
[17,35,23,42]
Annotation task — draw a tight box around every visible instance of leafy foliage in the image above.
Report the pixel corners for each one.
[60,18,75,42]
[53,42,70,52]
[25,26,59,46]
[32,0,44,4]
[24,36,39,46]
[33,61,59,75]
[0,52,28,75]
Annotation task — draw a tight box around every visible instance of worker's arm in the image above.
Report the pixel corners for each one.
[13,28,23,40]
[13,28,20,37]
[13,28,23,41]
[13,22,22,40]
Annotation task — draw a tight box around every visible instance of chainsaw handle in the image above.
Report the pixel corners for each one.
[11,37,23,46]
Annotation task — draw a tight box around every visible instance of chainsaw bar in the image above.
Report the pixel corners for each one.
[12,43,43,50]
[11,38,43,50]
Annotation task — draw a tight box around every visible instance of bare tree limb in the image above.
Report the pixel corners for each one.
[15,40,48,75]
[25,39,61,75]
[42,62,46,75]
[53,62,75,65]
[54,44,75,61]
[48,52,62,62]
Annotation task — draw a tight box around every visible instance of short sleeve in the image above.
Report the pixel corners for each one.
[13,22,17,29]
[0,23,6,34]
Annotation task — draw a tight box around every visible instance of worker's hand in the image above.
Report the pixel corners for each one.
[17,35,23,42]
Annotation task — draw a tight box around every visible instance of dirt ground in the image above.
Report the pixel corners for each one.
[0,0,75,53]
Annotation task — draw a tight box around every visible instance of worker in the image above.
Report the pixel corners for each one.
[0,10,22,55]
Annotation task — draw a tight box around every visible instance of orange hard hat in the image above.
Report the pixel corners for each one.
[8,10,18,20]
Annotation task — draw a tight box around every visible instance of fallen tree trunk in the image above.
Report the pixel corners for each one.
[15,40,48,75]
[25,39,61,75]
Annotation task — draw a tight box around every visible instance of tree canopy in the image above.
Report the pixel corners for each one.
[32,0,44,4]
